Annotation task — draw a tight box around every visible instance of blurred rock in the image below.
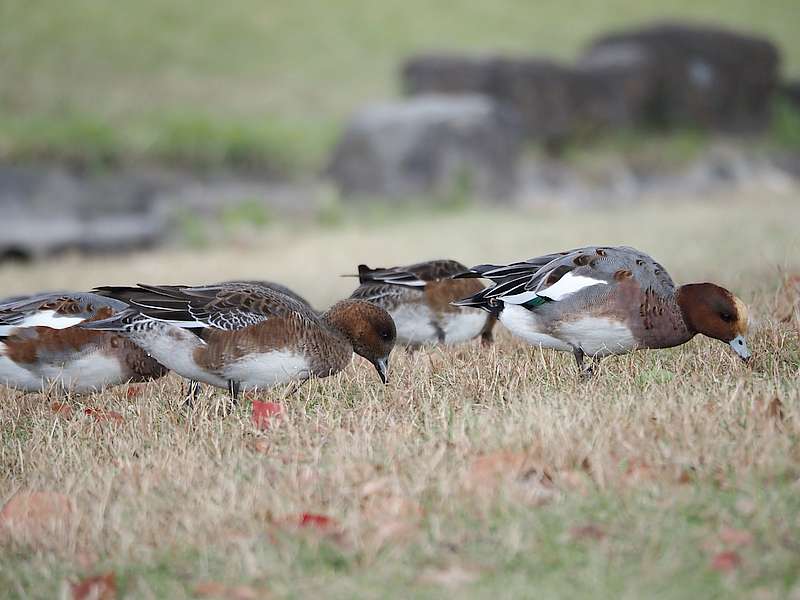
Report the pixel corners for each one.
[403,23,780,143]
[328,95,523,200]
[584,22,780,131]
[0,165,168,261]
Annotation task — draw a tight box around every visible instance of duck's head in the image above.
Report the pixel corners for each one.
[324,300,396,382]
[677,283,751,362]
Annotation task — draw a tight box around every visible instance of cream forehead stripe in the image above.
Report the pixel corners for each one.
[733,296,750,332]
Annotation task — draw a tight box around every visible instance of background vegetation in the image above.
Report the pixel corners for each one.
[1,0,799,170]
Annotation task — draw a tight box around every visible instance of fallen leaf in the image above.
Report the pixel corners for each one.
[719,527,753,547]
[711,550,741,572]
[569,523,606,542]
[419,565,480,588]
[51,402,73,418]
[194,581,265,599]
[71,573,116,600]
[126,385,144,399]
[249,439,271,454]
[0,491,74,541]
[294,513,336,530]
[83,408,124,423]
[767,397,784,421]
[251,401,282,431]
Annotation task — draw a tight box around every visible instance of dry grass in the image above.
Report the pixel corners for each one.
[1,189,800,599]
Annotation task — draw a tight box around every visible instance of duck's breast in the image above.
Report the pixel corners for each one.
[440,309,488,344]
[223,350,311,390]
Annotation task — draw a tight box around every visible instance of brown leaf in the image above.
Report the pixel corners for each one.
[710,550,741,572]
[569,523,606,542]
[84,408,124,423]
[719,527,753,547]
[71,573,116,600]
[0,491,74,541]
[767,397,784,421]
[249,439,271,454]
[51,402,73,418]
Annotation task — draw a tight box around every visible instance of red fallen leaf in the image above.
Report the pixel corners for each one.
[194,581,261,599]
[71,572,116,600]
[83,408,124,423]
[0,491,74,540]
[719,527,753,547]
[51,402,73,418]
[295,513,336,529]
[126,385,144,399]
[251,401,282,430]
[711,550,741,572]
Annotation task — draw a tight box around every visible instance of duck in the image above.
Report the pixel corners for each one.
[83,281,396,402]
[453,246,751,376]
[0,292,169,393]
[349,259,497,348]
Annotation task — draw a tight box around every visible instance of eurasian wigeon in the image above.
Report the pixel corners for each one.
[349,260,497,348]
[453,246,751,376]
[83,282,396,402]
[0,292,168,393]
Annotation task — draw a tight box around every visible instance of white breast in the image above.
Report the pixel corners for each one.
[222,350,310,390]
[499,305,572,351]
[555,317,637,357]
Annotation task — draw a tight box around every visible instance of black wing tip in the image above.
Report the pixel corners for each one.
[451,270,481,279]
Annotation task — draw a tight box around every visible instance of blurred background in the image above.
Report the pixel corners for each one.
[1,0,799,301]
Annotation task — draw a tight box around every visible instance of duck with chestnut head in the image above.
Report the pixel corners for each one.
[82,282,396,402]
[453,246,751,377]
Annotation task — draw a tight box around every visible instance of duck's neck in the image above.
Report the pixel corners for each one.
[321,300,360,347]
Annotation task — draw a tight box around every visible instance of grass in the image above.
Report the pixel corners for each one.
[1,189,800,598]
[1,0,799,170]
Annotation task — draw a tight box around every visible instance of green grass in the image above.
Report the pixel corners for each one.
[0,0,799,170]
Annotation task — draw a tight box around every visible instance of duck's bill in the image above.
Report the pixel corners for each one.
[729,334,752,363]
[372,357,389,384]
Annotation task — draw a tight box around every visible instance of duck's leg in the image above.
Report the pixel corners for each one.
[183,379,201,409]
[228,380,241,405]
[573,347,594,379]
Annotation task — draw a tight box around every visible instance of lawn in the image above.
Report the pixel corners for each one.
[1,189,799,598]
[1,0,799,169]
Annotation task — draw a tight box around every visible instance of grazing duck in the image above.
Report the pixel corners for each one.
[84,282,396,402]
[349,260,497,348]
[0,292,168,393]
[453,246,751,376]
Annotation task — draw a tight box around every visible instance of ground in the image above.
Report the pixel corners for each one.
[1,0,799,168]
[1,189,799,598]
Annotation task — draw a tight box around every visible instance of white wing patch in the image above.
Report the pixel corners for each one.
[538,272,607,301]
[9,310,86,330]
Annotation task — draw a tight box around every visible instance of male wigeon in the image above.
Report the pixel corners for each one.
[453,246,751,376]
[83,282,396,401]
[349,260,497,348]
[0,292,168,393]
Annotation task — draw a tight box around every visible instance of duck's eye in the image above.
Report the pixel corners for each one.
[720,313,734,322]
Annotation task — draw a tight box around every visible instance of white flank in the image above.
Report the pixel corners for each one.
[390,305,440,345]
[13,310,86,330]
[0,343,43,391]
[38,351,126,393]
[538,272,607,301]
[442,310,488,344]
[499,290,540,305]
[500,305,571,351]
[556,317,637,357]
[129,323,227,388]
[223,350,310,390]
